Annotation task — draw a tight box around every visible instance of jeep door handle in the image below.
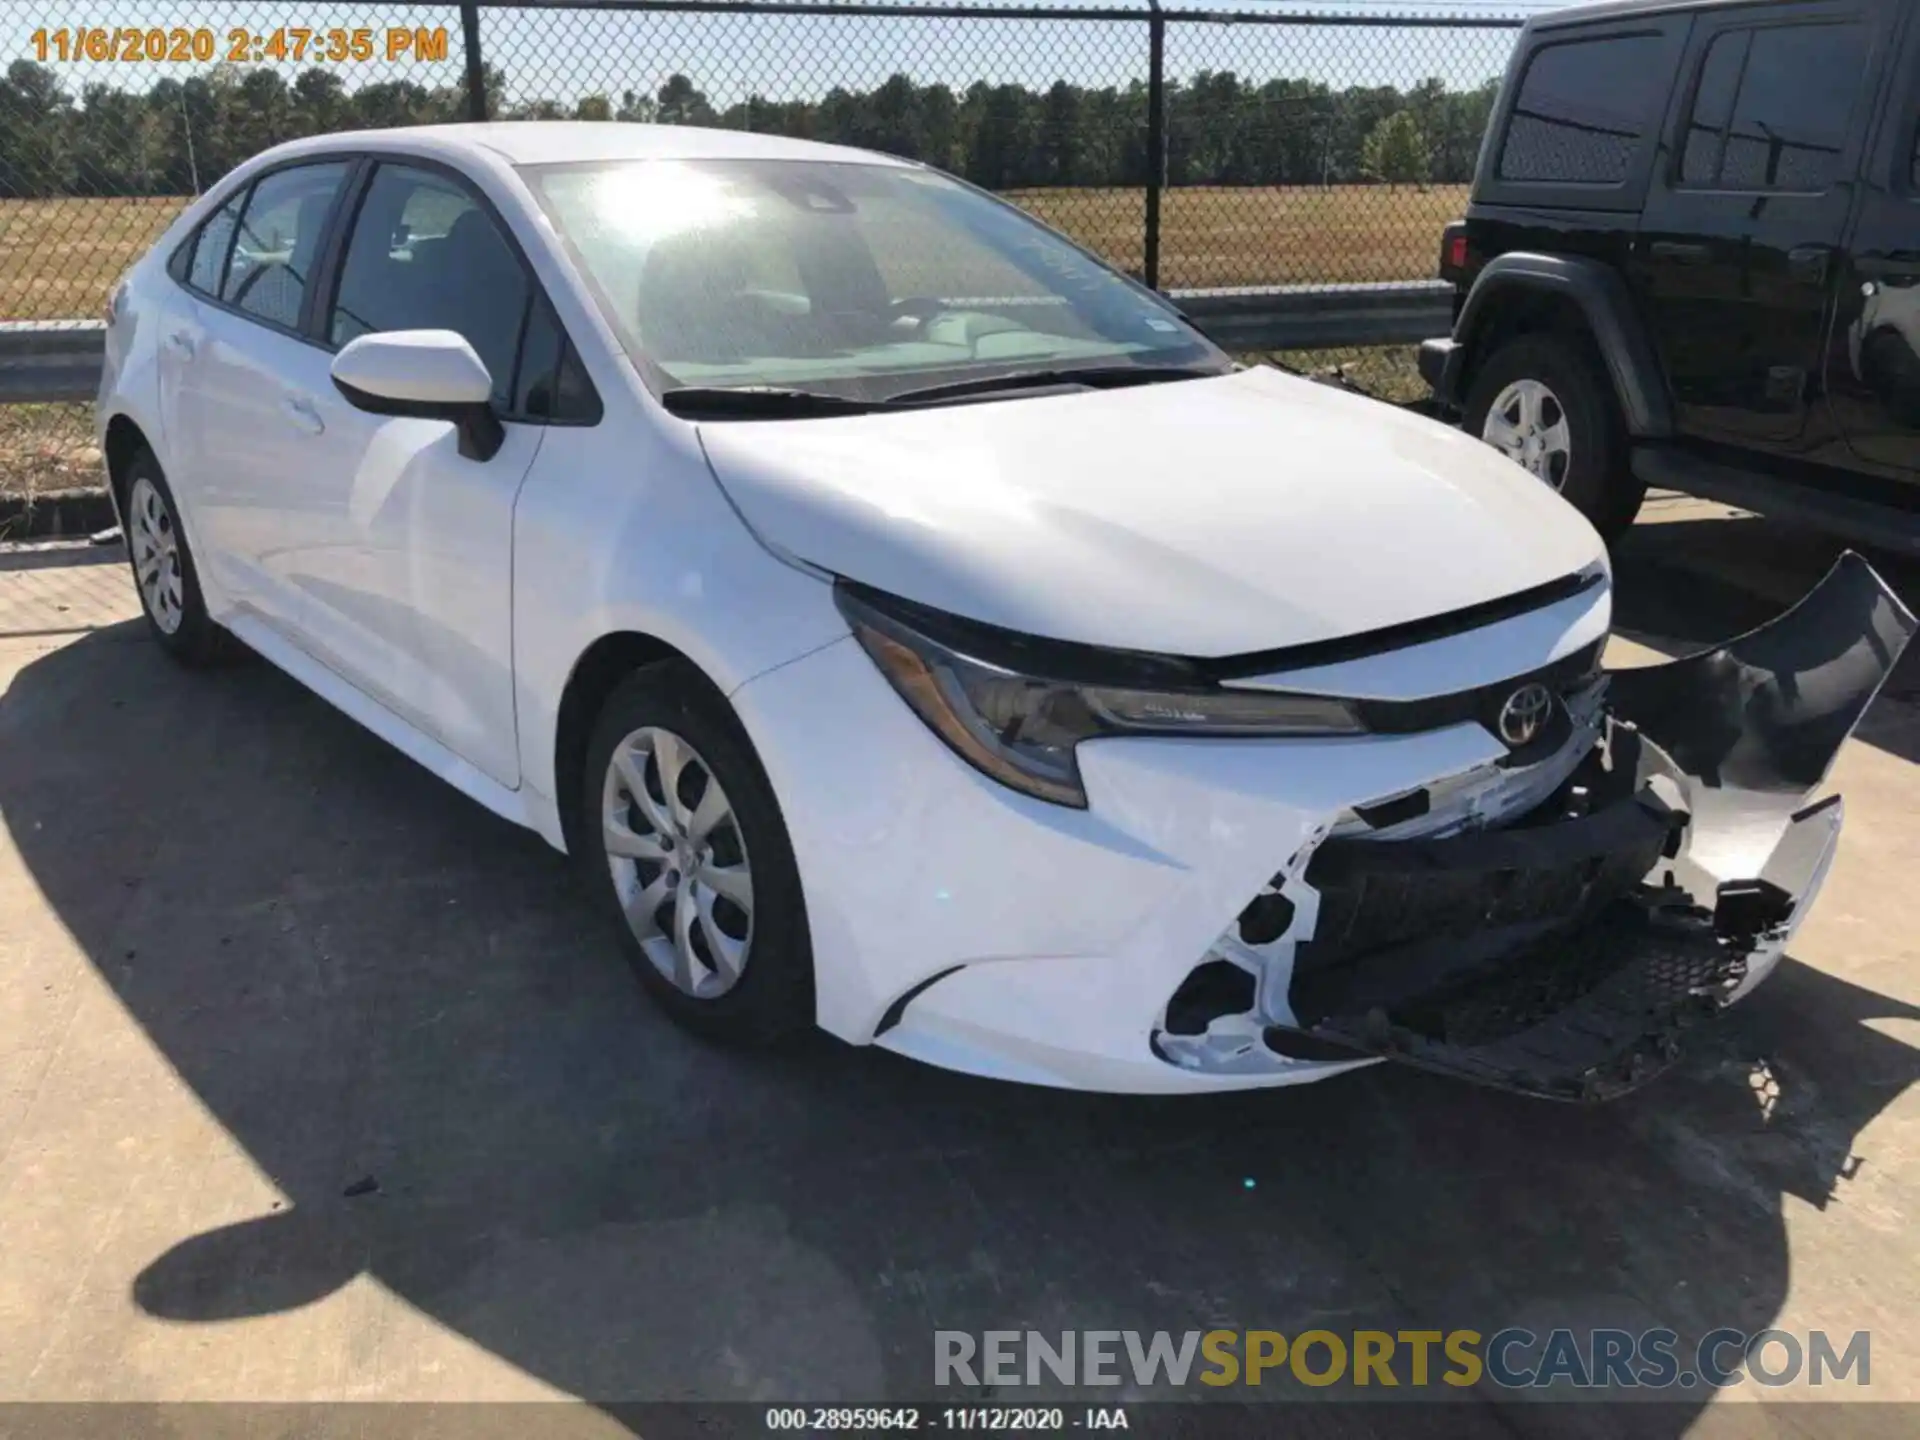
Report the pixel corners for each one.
[1788,245,1834,284]
[1649,240,1712,264]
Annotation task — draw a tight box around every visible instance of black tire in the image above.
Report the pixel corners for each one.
[119,449,240,665]
[578,659,815,1044]
[1463,333,1645,542]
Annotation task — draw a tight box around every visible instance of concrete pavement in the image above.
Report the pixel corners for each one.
[0,505,1916,1434]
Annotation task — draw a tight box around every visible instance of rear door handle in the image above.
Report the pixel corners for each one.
[1788,245,1834,284]
[281,394,325,436]
[1650,240,1713,264]
[165,329,196,360]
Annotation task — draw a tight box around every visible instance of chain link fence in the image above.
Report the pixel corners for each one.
[0,0,1533,495]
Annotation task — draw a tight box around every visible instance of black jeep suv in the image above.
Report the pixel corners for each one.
[1421,0,1920,545]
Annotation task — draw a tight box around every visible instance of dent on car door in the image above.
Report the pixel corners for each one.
[1634,8,1879,449]
[158,160,354,633]
[294,160,552,790]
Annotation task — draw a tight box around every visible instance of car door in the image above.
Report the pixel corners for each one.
[1825,7,1920,479]
[156,159,356,635]
[288,158,560,789]
[1632,2,1888,450]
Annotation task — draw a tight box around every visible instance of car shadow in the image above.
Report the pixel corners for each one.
[1,622,1917,1433]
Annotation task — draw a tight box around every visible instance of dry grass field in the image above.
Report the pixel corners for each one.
[0,183,1466,322]
[0,196,190,323]
[1013,184,1467,290]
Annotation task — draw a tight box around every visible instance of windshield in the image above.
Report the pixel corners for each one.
[523,157,1229,402]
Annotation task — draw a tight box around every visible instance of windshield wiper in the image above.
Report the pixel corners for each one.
[659,385,885,419]
[661,364,1224,418]
[885,363,1224,407]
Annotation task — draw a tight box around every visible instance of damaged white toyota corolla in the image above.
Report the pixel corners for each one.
[100,124,1915,1099]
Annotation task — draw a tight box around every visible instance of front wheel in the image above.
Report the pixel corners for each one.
[579,660,815,1044]
[1463,334,1645,542]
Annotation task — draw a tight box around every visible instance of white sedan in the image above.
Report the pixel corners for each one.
[97,122,1913,1098]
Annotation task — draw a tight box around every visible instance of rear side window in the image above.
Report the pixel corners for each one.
[1680,31,1747,185]
[1499,33,1671,184]
[221,162,351,329]
[1679,23,1869,192]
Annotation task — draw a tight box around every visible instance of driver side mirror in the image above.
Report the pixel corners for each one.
[330,329,505,462]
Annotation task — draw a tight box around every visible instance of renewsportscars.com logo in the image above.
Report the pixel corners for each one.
[934,1328,1872,1391]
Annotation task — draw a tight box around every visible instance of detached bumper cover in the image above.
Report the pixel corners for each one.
[1254,553,1914,1101]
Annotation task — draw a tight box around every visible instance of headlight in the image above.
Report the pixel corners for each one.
[835,584,1364,808]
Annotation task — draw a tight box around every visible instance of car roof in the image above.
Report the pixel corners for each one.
[256,120,915,171]
[1530,0,1798,27]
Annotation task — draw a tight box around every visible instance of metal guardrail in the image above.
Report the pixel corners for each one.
[0,283,1452,405]
[0,323,109,405]
[1173,281,1453,354]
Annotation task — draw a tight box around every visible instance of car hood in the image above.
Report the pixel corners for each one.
[697,366,1607,657]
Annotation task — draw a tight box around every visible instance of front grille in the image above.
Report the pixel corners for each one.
[1346,639,1603,742]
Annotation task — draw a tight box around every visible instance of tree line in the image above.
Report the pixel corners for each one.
[0,58,1496,199]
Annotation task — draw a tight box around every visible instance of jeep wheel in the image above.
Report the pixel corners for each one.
[1464,335,1644,541]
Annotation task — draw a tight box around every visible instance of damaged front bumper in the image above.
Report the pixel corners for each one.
[1159,553,1916,1102]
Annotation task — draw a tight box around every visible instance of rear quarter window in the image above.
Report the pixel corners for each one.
[182,191,245,296]
[1499,32,1673,185]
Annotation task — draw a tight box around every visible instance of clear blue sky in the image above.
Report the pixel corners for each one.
[7,1,1577,107]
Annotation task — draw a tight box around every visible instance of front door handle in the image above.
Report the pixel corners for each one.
[1788,245,1834,285]
[1650,240,1713,264]
[281,394,325,436]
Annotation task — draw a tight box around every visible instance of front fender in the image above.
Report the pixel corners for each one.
[509,419,850,841]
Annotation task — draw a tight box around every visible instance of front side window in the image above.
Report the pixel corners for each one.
[221,161,350,329]
[526,158,1225,400]
[1680,23,1868,192]
[330,163,531,409]
[512,295,600,422]
[1498,33,1671,184]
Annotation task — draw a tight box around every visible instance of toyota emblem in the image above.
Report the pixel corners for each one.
[1496,683,1553,747]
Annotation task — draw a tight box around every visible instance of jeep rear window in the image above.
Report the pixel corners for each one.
[1499,33,1670,185]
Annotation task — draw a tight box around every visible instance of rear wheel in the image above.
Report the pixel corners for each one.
[579,660,814,1044]
[122,451,236,665]
[1464,334,1644,542]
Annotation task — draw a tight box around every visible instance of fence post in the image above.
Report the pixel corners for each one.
[460,0,489,121]
[1143,0,1165,291]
